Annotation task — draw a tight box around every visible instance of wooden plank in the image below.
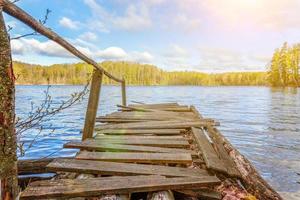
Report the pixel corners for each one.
[121,79,126,106]
[82,70,103,140]
[191,127,227,173]
[20,175,220,199]
[64,141,196,156]
[76,152,192,164]
[94,135,186,140]
[95,120,215,130]
[190,105,203,119]
[47,159,211,177]
[206,127,241,177]
[96,129,184,135]
[76,138,189,148]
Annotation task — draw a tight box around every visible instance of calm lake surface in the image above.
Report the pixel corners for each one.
[16,85,300,194]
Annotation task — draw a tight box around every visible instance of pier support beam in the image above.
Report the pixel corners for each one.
[82,70,103,140]
[0,7,18,200]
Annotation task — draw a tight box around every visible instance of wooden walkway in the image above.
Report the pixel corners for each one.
[20,102,244,199]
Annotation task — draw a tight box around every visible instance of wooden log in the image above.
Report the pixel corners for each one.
[82,70,103,140]
[191,127,227,173]
[47,159,211,177]
[206,126,283,200]
[175,189,222,200]
[20,176,220,199]
[64,141,197,155]
[76,151,192,164]
[96,129,184,135]
[147,191,175,200]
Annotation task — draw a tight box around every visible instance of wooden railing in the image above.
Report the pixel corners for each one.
[1,0,127,141]
[82,70,126,140]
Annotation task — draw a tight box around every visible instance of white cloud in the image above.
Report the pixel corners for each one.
[95,47,128,60]
[59,17,80,30]
[162,44,189,67]
[130,51,154,63]
[79,32,98,42]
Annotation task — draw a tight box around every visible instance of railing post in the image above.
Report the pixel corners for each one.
[82,69,103,140]
[121,78,127,106]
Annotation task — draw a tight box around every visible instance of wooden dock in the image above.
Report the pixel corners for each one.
[20,102,237,199]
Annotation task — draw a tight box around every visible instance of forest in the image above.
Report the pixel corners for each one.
[13,61,267,86]
[268,42,300,87]
[13,42,300,87]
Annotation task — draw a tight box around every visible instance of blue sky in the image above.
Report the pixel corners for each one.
[4,0,300,72]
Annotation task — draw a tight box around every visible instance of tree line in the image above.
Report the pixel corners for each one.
[268,42,300,87]
[13,61,267,86]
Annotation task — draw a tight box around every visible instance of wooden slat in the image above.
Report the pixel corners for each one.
[70,138,189,148]
[191,127,227,173]
[94,135,186,140]
[76,152,192,164]
[47,159,210,177]
[64,141,197,156]
[96,129,184,135]
[21,175,220,199]
[105,111,196,119]
[95,120,215,130]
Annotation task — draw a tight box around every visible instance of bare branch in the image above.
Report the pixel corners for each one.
[10,9,51,40]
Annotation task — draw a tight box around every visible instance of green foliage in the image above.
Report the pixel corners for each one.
[13,61,267,86]
[268,42,300,87]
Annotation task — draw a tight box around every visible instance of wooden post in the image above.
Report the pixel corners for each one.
[82,70,103,140]
[121,78,127,106]
[0,7,18,200]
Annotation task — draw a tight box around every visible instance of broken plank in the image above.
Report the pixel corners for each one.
[47,158,211,177]
[21,175,220,199]
[191,127,227,174]
[64,141,196,156]
[76,152,192,164]
[95,120,216,130]
[205,127,241,177]
[96,129,184,135]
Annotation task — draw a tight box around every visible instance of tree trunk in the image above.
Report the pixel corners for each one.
[0,6,18,200]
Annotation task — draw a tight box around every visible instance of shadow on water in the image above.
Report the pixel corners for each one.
[16,85,300,193]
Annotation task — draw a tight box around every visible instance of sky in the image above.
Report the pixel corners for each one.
[4,0,300,72]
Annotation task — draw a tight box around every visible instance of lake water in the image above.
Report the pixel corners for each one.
[16,85,300,195]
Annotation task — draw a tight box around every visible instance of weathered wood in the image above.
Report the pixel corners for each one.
[47,159,211,177]
[191,127,227,173]
[20,176,220,199]
[68,137,189,148]
[121,79,126,106]
[206,126,283,200]
[64,141,197,155]
[205,128,241,177]
[82,70,103,140]
[76,152,192,164]
[96,129,184,135]
[18,158,56,175]
[190,105,203,119]
[95,120,216,130]
[0,8,18,200]
[94,135,186,140]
